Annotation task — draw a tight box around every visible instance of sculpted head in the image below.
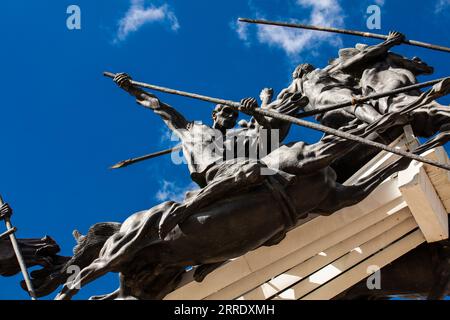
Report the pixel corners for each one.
[410,56,434,75]
[293,63,315,79]
[212,104,239,130]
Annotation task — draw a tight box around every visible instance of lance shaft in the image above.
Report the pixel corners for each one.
[104,72,242,109]
[0,195,36,300]
[238,18,450,53]
[298,77,448,118]
[104,72,450,172]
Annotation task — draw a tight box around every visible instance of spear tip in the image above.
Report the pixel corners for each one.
[110,161,129,170]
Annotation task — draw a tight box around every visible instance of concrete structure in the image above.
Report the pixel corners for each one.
[165,132,450,300]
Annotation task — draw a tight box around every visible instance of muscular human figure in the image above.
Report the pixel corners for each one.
[275,34,407,130]
[51,66,450,300]
[290,32,449,181]
[54,116,450,300]
[114,73,244,187]
[113,73,298,188]
[51,69,450,300]
[362,53,449,138]
[269,32,424,134]
[328,32,450,138]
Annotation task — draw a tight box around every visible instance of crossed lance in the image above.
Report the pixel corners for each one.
[104,71,450,172]
[0,195,36,300]
[107,20,450,171]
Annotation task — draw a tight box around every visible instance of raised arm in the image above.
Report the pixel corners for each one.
[0,203,12,220]
[238,88,275,129]
[114,73,190,132]
[329,31,406,75]
[240,84,302,129]
[240,97,272,129]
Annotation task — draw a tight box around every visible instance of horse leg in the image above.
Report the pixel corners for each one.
[318,126,450,215]
[117,264,185,300]
[410,105,450,138]
[89,289,121,300]
[55,258,112,300]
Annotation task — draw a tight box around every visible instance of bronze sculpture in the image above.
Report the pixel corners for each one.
[53,83,449,299]
[1,20,449,301]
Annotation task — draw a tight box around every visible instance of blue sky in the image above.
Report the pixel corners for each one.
[0,0,449,300]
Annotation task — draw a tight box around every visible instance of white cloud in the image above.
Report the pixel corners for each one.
[159,125,180,146]
[435,0,450,13]
[156,180,198,202]
[232,19,250,42]
[116,0,179,42]
[235,0,344,57]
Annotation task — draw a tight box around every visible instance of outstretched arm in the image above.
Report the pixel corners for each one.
[114,73,190,132]
[329,31,406,75]
[240,97,272,129]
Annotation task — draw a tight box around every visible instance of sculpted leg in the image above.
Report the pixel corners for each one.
[89,289,121,300]
[55,258,112,300]
[316,155,412,215]
[317,130,450,214]
[400,78,450,137]
[411,103,450,137]
[25,222,121,298]
[354,103,383,124]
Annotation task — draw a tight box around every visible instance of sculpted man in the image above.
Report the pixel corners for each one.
[335,34,450,138]
[313,31,450,137]
[53,74,450,300]
[269,33,407,130]
[112,73,310,241]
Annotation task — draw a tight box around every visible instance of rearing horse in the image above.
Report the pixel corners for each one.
[55,126,449,300]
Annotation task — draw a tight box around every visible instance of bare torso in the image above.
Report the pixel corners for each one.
[361,54,422,113]
[362,55,417,92]
[299,69,359,113]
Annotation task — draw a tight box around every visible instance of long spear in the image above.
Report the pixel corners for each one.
[110,145,181,169]
[297,77,449,119]
[104,72,450,172]
[0,195,36,300]
[238,18,450,54]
